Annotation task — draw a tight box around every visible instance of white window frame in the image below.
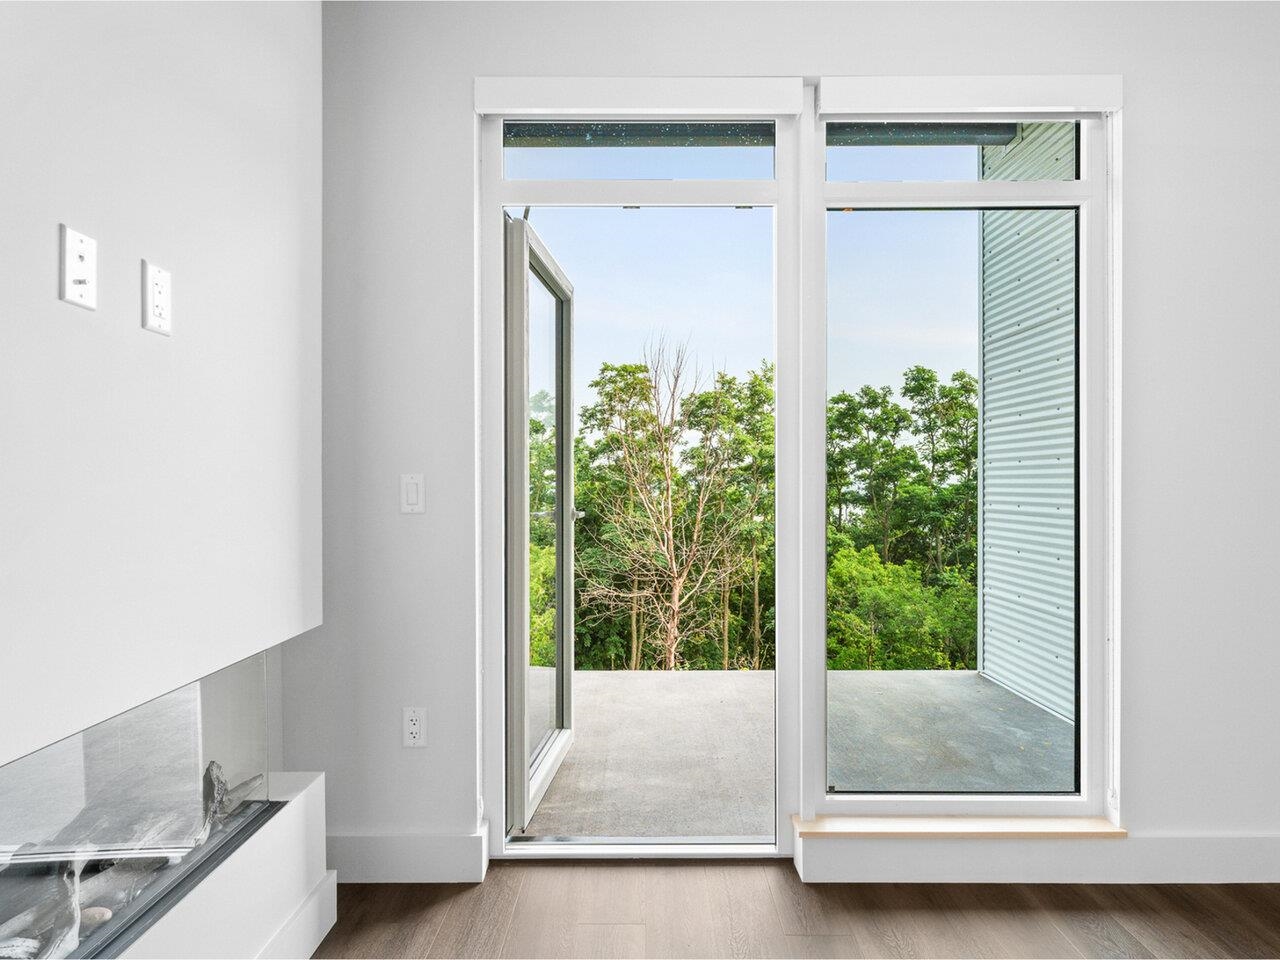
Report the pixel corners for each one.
[477,78,805,859]
[475,76,1122,860]
[801,78,1122,823]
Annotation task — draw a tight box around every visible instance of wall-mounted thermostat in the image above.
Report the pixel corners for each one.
[142,260,172,336]
[59,225,97,310]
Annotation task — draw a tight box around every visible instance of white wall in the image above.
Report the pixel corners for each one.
[0,1,322,766]
[289,0,1280,879]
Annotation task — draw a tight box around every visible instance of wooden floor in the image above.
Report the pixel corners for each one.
[314,861,1280,959]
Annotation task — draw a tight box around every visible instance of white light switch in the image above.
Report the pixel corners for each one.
[142,260,172,336]
[59,225,97,310]
[400,473,425,514]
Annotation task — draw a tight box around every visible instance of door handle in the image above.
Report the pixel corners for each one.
[532,509,585,520]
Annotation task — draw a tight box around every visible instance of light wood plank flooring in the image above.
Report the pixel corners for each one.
[314,861,1280,959]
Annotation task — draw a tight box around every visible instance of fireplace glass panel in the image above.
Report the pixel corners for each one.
[0,654,276,959]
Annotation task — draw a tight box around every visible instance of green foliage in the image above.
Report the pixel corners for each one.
[571,349,775,670]
[527,389,559,667]
[826,547,948,670]
[822,365,979,670]
[825,547,976,671]
[530,355,978,672]
[528,542,556,668]
[933,565,979,670]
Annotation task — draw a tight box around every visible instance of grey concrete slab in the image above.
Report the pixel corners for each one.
[522,670,775,841]
[519,669,1074,841]
[826,671,1075,793]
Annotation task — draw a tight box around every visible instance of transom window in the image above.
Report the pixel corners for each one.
[502,120,776,180]
[826,120,1079,181]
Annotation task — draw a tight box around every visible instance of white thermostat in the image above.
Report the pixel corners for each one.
[142,260,172,336]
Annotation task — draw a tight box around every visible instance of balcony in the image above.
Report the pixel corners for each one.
[519,670,1074,841]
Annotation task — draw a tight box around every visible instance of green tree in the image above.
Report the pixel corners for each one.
[685,363,775,669]
[529,543,557,667]
[576,344,745,669]
[826,385,920,563]
[572,433,636,669]
[825,546,949,671]
[824,366,979,671]
[568,354,973,674]
[527,391,558,667]
[933,565,979,670]
[900,366,979,575]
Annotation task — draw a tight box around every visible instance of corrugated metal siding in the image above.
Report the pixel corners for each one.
[978,127,1077,721]
[982,121,1077,181]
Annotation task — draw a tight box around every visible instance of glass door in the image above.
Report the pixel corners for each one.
[505,217,575,832]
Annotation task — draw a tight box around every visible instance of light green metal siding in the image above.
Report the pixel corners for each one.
[978,124,1077,722]
[982,121,1077,181]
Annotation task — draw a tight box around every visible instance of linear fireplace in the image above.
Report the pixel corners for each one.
[0,654,281,959]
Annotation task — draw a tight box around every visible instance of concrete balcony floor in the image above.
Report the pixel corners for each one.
[519,670,1074,841]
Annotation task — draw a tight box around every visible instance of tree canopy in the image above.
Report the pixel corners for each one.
[528,353,979,672]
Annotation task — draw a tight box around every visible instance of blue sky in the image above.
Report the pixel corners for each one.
[509,143,981,419]
[827,208,979,397]
[515,206,774,422]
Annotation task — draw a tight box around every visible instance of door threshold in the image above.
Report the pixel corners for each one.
[500,839,781,859]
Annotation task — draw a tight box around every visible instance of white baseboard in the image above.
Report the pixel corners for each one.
[328,822,489,882]
[261,870,337,959]
[794,834,1280,883]
[123,771,335,959]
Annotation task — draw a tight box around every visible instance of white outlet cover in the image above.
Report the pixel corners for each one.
[142,260,172,336]
[59,225,97,310]
[402,706,427,748]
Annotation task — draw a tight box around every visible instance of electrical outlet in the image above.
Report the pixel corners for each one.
[402,706,426,748]
[142,260,172,336]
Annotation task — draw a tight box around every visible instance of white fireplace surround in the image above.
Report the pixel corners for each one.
[121,773,335,960]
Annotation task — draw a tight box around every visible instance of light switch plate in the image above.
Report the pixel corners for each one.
[142,260,172,336]
[400,473,425,514]
[59,225,97,310]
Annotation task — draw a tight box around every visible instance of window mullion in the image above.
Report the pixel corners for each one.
[496,179,780,208]
[822,180,1092,209]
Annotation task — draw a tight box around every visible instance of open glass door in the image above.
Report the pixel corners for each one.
[505,217,574,833]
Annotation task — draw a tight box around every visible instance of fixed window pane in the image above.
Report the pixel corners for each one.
[825,208,1077,794]
[503,121,775,180]
[826,121,1078,182]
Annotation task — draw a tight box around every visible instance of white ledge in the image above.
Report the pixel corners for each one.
[123,772,334,959]
[817,75,1123,115]
[475,76,804,117]
[793,814,1126,839]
